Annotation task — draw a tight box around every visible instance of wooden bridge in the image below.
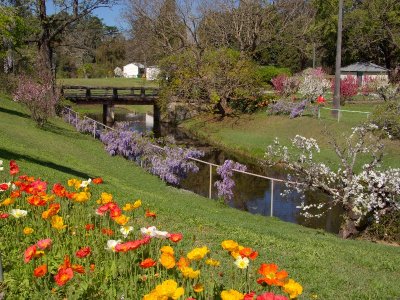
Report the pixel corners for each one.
[61,86,161,127]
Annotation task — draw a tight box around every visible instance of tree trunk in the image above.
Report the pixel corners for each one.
[216,98,232,117]
[332,0,343,114]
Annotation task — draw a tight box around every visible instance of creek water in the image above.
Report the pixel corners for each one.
[88,111,343,234]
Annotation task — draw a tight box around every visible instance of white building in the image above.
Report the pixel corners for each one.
[123,63,145,78]
[341,62,389,86]
[146,66,161,80]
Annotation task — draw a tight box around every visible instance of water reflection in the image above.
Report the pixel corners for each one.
[87,111,343,233]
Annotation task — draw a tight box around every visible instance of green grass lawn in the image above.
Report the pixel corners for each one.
[57,77,159,88]
[1,96,400,299]
[182,102,400,170]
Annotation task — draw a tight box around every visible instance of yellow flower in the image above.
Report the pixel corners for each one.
[160,245,174,255]
[113,214,129,226]
[221,240,239,252]
[160,253,175,269]
[67,178,78,187]
[0,198,15,206]
[144,279,184,300]
[180,266,200,279]
[193,283,204,293]
[206,258,220,266]
[73,191,90,203]
[221,289,244,300]
[23,227,34,235]
[123,199,142,211]
[96,192,113,204]
[283,279,303,299]
[41,194,55,203]
[187,246,209,260]
[51,215,67,230]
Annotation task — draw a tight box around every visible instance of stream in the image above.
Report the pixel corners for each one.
[88,111,343,234]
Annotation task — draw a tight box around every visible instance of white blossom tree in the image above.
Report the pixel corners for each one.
[265,124,400,238]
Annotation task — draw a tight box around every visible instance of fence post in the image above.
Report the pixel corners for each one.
[318,107,320,119]
[337,110,341,123]
[93,121,96,138]
[270,180,274,217]
[209,165,212,199]
[68,109,71,124]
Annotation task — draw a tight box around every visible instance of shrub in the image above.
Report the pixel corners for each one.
[331,75,359,104]
[257,65,291,85]
[13,75,59,126]
[271,75,299,97]
[298,68,330,101]
[371,100,400,139]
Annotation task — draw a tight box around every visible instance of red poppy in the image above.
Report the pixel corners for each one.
[0,183,9,191]
[140,258,157,268]
[256,292,288,300]
[85,224,95,231]
[0,213,9,219]
[27,195,47,206]
[90,264,95,272]
[10,190,21,198]
[72,264,85,274]
[244,292,256,300]
[52,183,67,197]
[54,267,73,286]
[92,177,103,184]
[76,246,91,258]
[257,264,288,287]
[9,160,19,175]
[24,245,37,263]
[33,264,48,278]
[168,233,183,243]
[239,247,258,260]
[101,228,113,236]
[145,209,156,219]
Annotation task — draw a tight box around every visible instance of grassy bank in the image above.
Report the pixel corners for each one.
[1,96,400,299]
[181,102,400,170]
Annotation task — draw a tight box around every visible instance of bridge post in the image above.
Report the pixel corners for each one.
[103,103,115,125]
[153,102,161,136]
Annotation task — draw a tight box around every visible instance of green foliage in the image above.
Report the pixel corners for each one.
[362,210,400,243]
[159,48,262,117]
[371,99,400,139]
[256,66,291,85]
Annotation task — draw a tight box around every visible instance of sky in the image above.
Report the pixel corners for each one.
[46,1,128,30]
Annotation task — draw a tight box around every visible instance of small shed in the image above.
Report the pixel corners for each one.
[146,66,161,80]
[341,62,389,86]
[123,63,145,78]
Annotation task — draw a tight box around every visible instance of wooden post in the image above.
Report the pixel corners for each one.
[85,87,91,99]
[153,103,161,136]
[93,121,96,138]
[112,88,118,100]
[103,103,114,125]
[209,165,212,199]
[141,87,145,98]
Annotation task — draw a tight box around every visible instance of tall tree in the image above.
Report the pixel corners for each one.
[333,0,343,110]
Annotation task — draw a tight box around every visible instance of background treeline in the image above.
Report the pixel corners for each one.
[1,0,399,79]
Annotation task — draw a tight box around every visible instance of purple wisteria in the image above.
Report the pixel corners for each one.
[214,160,247,202]
[61,108,204,185]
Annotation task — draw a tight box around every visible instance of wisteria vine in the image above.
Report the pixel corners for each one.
[214,160,247,202]
[61,109,204,185]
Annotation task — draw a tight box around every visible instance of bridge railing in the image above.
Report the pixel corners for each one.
[61,86,160,100]
[63,106,299,217]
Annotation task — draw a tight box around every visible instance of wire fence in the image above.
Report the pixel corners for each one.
[63,106,299,217]
[317,107,371,123]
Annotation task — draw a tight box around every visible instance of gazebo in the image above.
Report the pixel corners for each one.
[340,62,389,86]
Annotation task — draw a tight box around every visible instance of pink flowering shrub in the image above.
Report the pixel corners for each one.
[13,75,59,126]
[331,75,359,104]
[271,75,299,97]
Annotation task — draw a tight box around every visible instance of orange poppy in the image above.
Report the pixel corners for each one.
[257,263,288,287]
[140,258,157,268]
[33,264,47,278]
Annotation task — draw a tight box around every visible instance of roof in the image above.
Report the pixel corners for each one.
[341,62,389,73]
[124,63,145,68]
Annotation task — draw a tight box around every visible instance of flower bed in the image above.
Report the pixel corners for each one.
[0,160,303,299]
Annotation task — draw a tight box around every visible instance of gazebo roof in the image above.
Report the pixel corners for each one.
[341,62,388,73]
